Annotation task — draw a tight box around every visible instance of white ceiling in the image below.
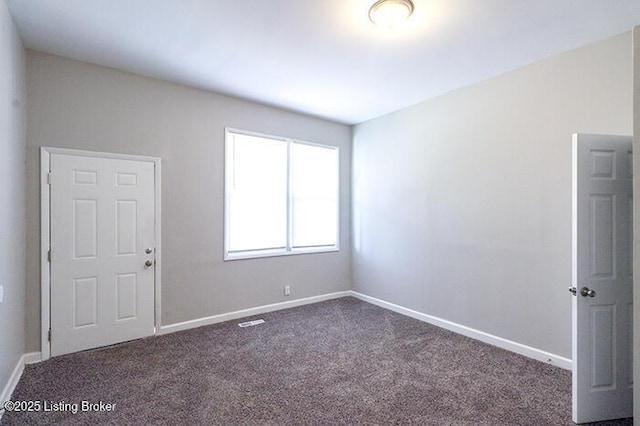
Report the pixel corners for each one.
[6,0,640,124]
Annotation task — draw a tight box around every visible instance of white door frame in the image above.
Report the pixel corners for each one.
[40,147,162,361]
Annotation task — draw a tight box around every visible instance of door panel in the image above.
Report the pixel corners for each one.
[50,153,155,356]
[572,134,632,423]
[589,194,615,278]
[590,304,615,389]
[116,200,137,255]
[73,276,98,328]
[116,273,137,320]
[73,199,98,259]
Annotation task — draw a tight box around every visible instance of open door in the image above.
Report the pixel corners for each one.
[572,133,633,423]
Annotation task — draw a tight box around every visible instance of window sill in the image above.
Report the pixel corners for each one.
[224,246,339,261]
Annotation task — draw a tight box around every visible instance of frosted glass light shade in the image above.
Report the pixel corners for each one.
[369,0,414,28]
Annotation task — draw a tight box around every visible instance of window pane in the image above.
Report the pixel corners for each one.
[291,143,338,248]
[228,133,287,252]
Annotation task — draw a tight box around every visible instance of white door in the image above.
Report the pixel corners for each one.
[572,134,633,423]
[50,153,156,356]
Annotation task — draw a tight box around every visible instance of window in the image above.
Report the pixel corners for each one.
[224,129,339,260]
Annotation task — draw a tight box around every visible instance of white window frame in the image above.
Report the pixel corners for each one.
[224,128,340,261]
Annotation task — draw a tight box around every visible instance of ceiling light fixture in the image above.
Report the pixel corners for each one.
[369,0,414,28]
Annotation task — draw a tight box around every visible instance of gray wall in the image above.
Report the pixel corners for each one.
[352,33,632,359]
[0,0,26,393]
[633,25,639,422]
[25,51,352,352]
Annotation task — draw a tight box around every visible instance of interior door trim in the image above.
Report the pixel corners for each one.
[40,147,162,361]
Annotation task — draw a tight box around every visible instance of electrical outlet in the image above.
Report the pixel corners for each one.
[0,285,4,303]
[284,285,291,296]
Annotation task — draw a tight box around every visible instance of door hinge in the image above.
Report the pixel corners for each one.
[47,249,51,262]
[47,329,51,342]
[47,171,52,185]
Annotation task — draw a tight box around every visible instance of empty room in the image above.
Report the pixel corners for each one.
[1,0,640,424]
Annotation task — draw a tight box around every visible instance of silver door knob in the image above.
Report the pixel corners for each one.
[145,248,153,254]
[580,287,596,298]
[144,260,153,267]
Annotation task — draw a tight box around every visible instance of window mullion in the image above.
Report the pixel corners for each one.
[286,139,293,252]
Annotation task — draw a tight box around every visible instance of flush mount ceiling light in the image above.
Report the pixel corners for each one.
[369,0,414,28]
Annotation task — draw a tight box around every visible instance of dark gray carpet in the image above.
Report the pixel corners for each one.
[0,297,633,425]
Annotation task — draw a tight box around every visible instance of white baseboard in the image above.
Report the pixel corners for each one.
[158,289,570,370]
[1,355,24,406]
[0,351,42,420]
[158,291,351,335]
[349,291,572,370]
[0,352,31,419]
[24,352,42,365]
